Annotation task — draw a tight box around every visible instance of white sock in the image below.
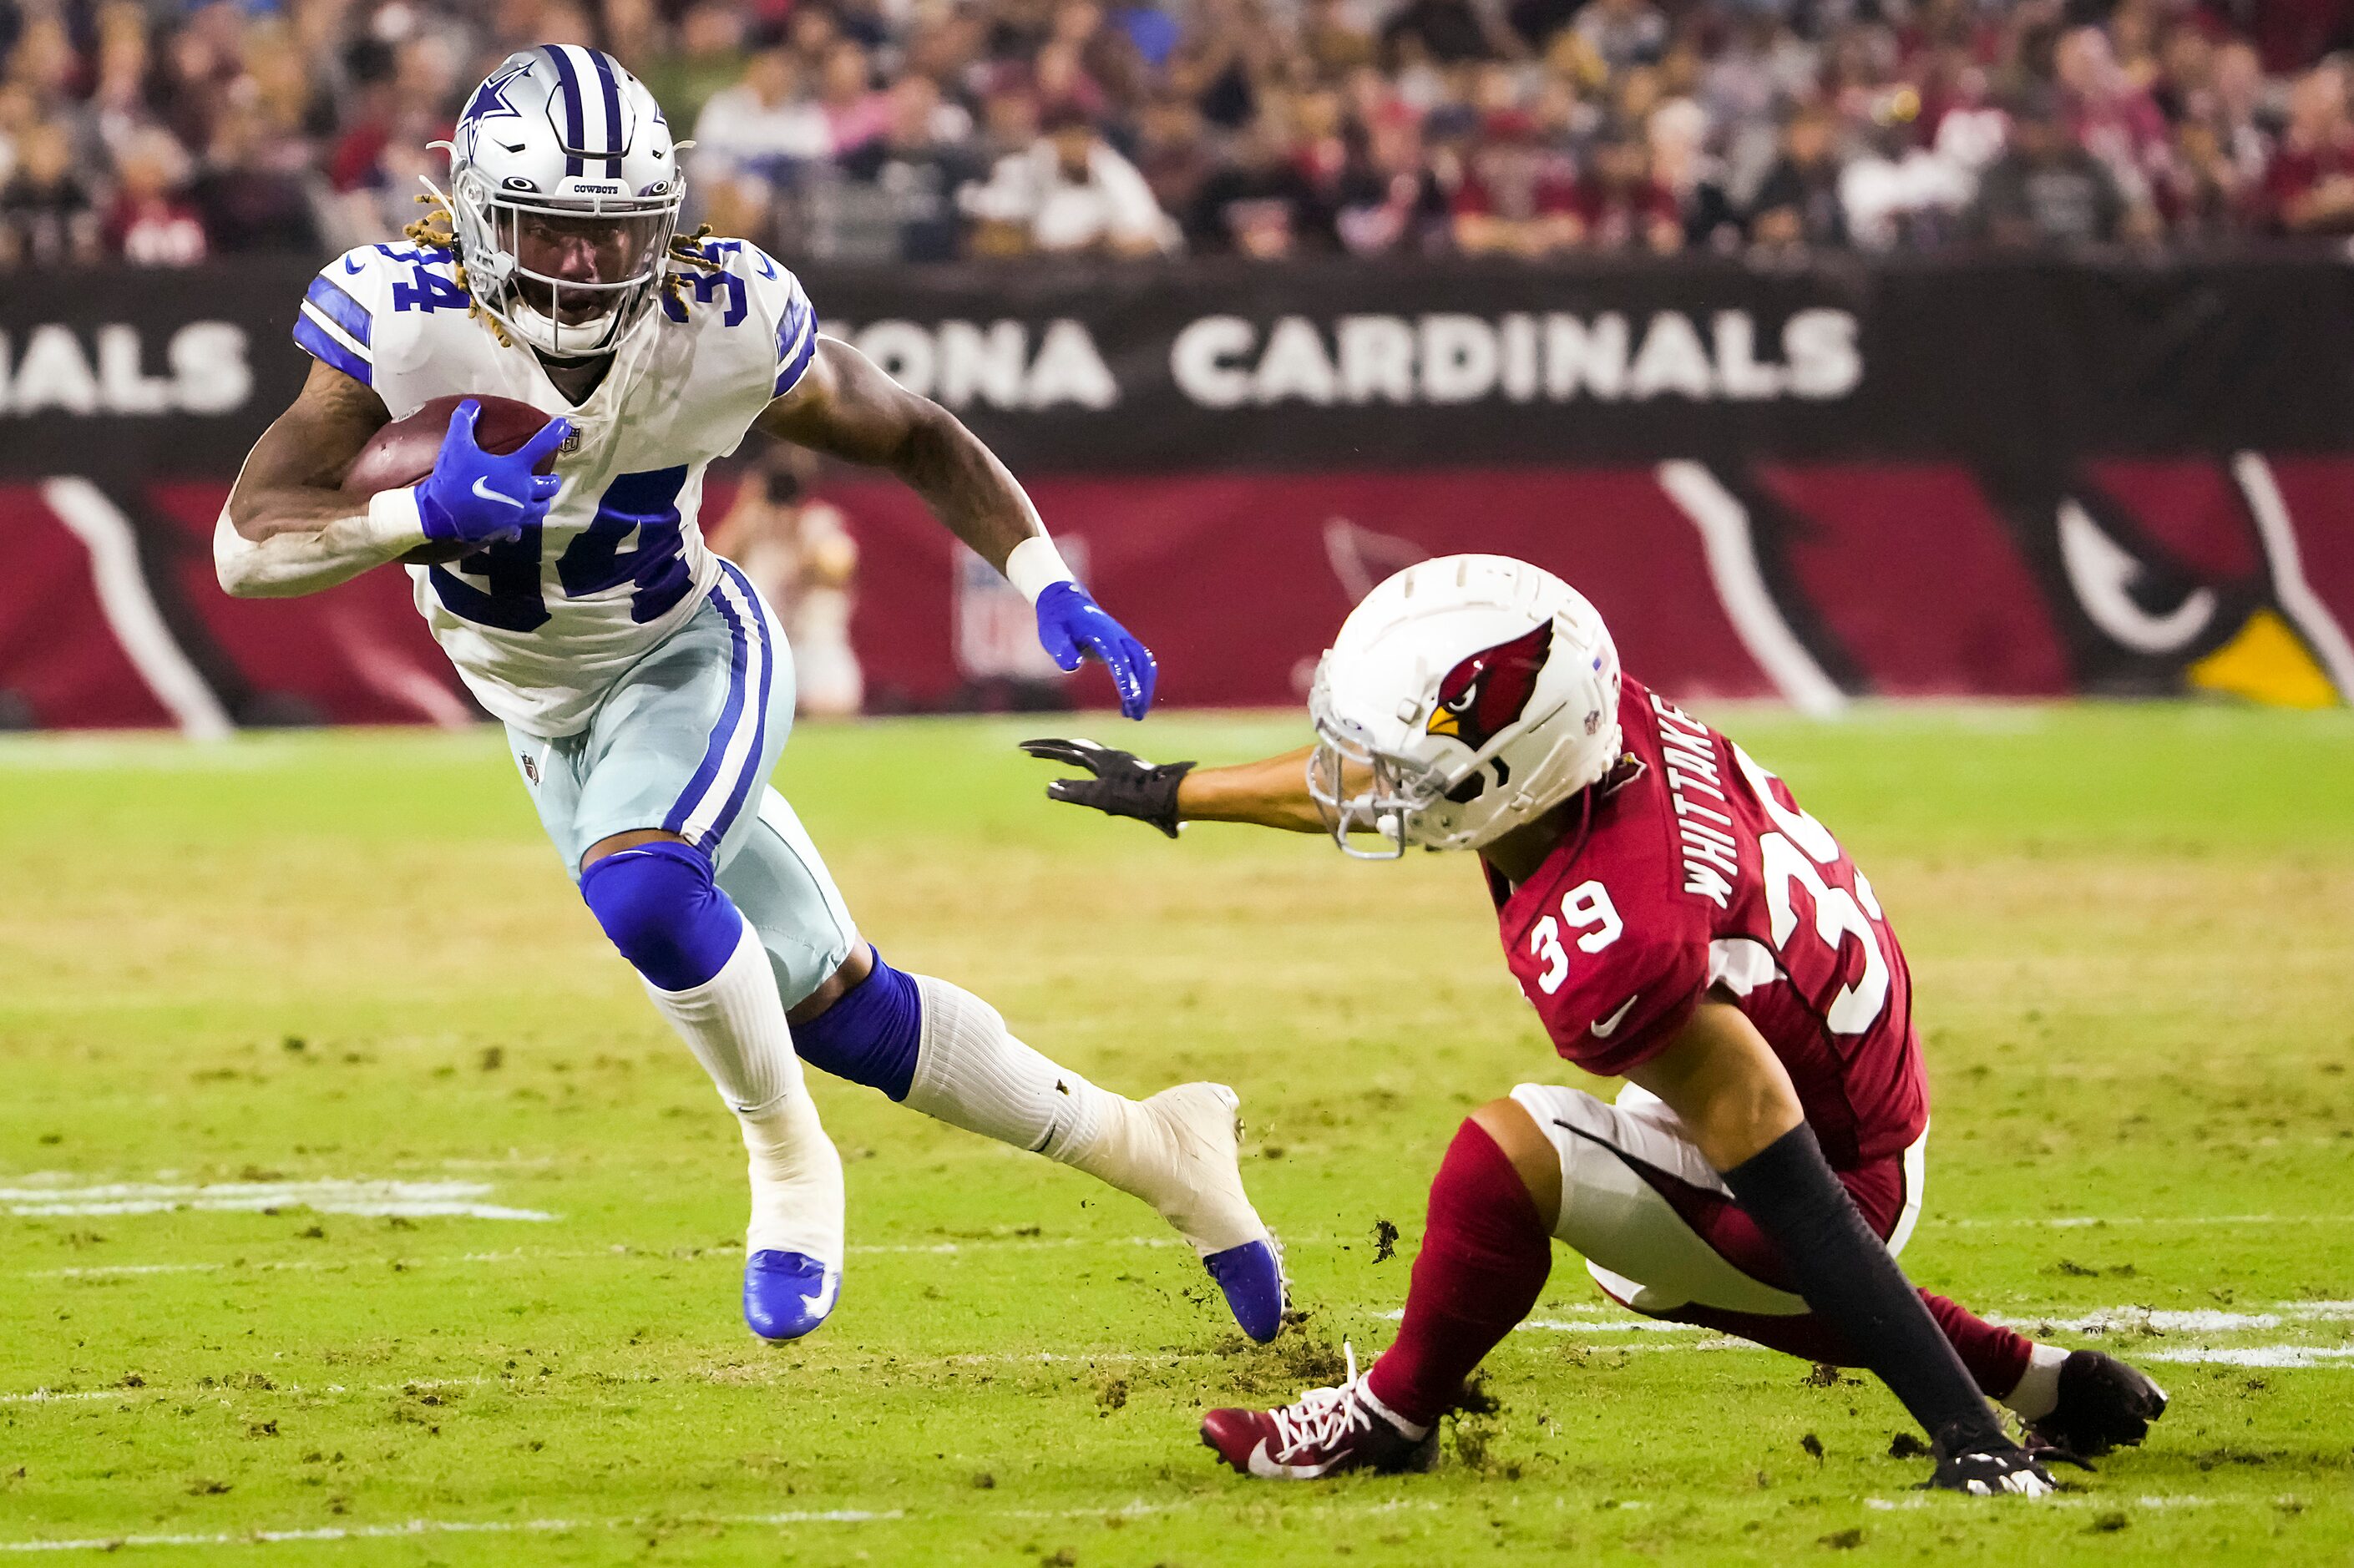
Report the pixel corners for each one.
[904,974,1113,1157]
[739,1090,844,1264]
[643,920,843,1265]
[2003,1342,2070,1420]
[903,975,1258,1250]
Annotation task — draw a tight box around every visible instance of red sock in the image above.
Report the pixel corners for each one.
[1364,1119,1553,1429]
[1920,1292,2033,1399]
[1668,1292,2035,1399]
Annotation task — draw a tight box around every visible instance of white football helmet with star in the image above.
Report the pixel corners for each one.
[435,45,685,359]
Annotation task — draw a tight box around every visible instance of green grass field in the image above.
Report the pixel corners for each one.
[2,704,2351,1565]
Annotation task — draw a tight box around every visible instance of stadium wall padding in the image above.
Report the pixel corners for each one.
[3,255,2352,728]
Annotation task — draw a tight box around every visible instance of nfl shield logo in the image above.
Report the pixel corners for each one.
[520,753,539,785]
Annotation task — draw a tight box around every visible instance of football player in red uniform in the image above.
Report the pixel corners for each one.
[1025,554,2165,1495]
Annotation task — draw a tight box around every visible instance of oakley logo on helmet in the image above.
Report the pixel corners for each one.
[1425,622,1554,751]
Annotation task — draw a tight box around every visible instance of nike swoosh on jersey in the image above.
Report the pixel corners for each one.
[471,477,528,509]
[1589,994,1640,1039]
[344,255,364,273]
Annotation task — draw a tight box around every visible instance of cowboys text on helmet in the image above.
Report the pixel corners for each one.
[1309,554,1623,856]
[439,45,685,359]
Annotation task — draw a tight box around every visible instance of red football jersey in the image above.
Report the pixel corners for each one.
[1491,678,1927,1167]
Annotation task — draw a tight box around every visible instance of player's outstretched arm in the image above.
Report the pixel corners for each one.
[1024,740,1355,836]
[1627,1003,2068,1494]
[760,338,1157,718]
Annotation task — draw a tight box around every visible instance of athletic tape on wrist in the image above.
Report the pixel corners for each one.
[367,485,428,549]
[1004,535,1076,604]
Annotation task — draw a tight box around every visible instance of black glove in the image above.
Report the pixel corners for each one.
[1020,738,1195,838]
[1923,1434,2083,1497]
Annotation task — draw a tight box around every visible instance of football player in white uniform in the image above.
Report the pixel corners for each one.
[214,44,1284,1347]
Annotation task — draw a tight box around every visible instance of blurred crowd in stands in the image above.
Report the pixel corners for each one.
[7,0,2354,267]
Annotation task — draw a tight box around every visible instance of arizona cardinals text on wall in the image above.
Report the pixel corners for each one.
[1171,308,1861,410]
[0,323,252,417]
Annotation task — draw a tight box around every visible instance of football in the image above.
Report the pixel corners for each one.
[344,394,559,564]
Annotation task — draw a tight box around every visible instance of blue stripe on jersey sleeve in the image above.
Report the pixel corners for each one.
[773,295,816,394]
[293,312,372,386]
[304,274,372,347]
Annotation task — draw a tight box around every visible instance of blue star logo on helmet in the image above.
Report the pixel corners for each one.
[463,63,529,129]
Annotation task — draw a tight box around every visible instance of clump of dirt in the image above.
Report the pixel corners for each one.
[1443,1377,1511,1477]
[1886,1432,1931,1460]
[1370,1219,1400,1262]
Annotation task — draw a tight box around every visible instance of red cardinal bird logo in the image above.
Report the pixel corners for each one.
[1425,623,1554,751]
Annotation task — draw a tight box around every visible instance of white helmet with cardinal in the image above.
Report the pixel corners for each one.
[1307,554,1623,856]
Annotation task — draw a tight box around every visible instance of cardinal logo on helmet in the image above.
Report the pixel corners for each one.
[1425,623,1554,751]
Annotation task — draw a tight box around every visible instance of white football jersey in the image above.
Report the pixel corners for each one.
[293,236,818,736]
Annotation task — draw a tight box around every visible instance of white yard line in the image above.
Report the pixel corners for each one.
[0,1510,899,1555]
[0,1498,1455,1554]
[1867,1495,2222,1513]
[2144,1347,2354,1368]
[1,1180,552,1223]
[24,1236,1193,1282]
[1992,1302,2354,1334]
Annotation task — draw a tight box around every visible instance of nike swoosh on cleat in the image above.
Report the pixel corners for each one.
[471,478,528,509]
[1589,994,1640,1039]
[798,1272,838,1318]
[1245,1439,1329,1480]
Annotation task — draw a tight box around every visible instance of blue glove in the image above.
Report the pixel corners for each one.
[1035,580,1157,721]
[415,400,570,547]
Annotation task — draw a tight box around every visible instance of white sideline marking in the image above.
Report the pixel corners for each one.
[848,1236,1185,1256]
[2144,1347,2354,1368]
[1867,1495,2218,1513]
[2,1373,524,1409]
[25,1237,1186,1279]
[1,1179,553,1222]
[38,478,235,741]
[1993,1303,2354,1335]
[0,1510,898,1554]
[0,1498,1434,1554]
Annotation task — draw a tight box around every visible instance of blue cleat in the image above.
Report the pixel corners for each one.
[1205,1238,1288,1344]
[743,1250,841,1342]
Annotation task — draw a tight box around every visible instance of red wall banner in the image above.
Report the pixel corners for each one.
[3,456,2348,731]
[4,256,2352,728]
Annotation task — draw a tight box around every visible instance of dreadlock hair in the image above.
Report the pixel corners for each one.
[659,222,722,315]
[404,195,512,346]
[401,200,727,345]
